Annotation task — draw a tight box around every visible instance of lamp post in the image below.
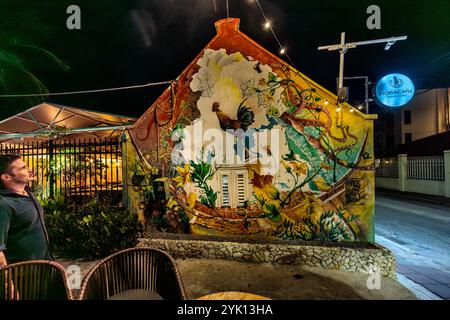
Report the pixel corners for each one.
[318,33,407,103]
[336,76,373,114]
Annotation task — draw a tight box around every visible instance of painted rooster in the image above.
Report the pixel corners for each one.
[212,100,255,132]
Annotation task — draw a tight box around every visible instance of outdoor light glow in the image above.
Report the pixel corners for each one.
[280,48,286,55]
[358,105,363,110]
[264,21,271,29]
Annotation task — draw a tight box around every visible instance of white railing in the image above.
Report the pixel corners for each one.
[407,156,445,181]
[376,151,450,197]
[376,158,399,178]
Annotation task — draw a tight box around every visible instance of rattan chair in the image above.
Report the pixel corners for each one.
[78,247,187,300]
[0,260,73,300]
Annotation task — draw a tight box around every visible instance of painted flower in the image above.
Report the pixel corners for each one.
[187,192,198,210]
[267,106,280,118]
[166,196,178,209]
[290,161,308,176]
[150,166,160,175]
[173,163,191,187]
[251,171,280,200]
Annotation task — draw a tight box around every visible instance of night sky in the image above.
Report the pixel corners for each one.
[1,0,449,119]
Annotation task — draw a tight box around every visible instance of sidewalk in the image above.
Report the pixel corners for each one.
[176,258,416,300]
[397,264,450,299]
[376,219,450,300]
[59,257,417,300]
[375,189,450,299]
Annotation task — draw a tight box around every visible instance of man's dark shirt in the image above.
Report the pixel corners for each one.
[0,187,52,263]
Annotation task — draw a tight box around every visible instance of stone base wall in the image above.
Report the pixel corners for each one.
[138,238,397,279]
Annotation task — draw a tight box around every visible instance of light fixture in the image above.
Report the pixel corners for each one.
[384,40,396,51]
[358,105,364,110]
[336,107,341,112]
[324,100,329,105]
[350,108,354,113]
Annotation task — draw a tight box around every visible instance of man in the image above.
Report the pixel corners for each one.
[0,154,52,267]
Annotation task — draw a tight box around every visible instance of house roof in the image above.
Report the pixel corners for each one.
[382,130,450,157]
[0,102,136,143]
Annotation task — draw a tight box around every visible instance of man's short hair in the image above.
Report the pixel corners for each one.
[0,154,21,177]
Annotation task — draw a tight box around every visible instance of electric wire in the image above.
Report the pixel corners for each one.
[0,80,174,98]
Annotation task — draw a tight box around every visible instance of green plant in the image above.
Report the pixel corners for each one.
[271,218,312,240]
[187,146,221,208]
[43,197,144,259]
[189,161,217,208]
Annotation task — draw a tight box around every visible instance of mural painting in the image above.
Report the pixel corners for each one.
[128,19,376,242]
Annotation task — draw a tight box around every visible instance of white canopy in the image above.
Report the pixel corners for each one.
[0,102,135,142]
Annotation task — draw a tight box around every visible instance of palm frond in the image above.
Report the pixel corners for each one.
[13,43,70,71]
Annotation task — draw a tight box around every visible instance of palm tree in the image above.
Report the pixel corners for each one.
[0,37,70,108]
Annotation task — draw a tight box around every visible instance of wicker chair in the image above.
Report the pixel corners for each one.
[0,260,73,300]
[78,247,187,300]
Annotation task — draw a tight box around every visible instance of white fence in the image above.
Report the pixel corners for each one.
[376,151,450,198]
[376,158,398,178]
[407,157,445,181]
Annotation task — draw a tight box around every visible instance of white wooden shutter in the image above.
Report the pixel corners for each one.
[221,174,230,207]
[217,168,249,208]
[236,173,246,207]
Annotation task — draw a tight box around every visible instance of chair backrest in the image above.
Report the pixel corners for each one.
[78,247,187,300]
[0,260,73,300]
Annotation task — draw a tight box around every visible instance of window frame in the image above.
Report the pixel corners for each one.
[404,110,412,125]
[217,167,250,208]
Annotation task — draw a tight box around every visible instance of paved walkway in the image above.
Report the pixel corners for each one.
[176,258,416,300]
[377,235,446,300]
[397,264,450,299]
[57,257,416,300]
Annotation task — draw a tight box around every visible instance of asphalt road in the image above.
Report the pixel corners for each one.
[375,193,450,273]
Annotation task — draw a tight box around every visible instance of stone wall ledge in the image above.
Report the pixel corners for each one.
[138,234,397,279]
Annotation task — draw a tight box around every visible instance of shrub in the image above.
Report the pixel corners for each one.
[42,196,144,259]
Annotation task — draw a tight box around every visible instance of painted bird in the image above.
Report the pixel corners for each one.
[212,100,255,132]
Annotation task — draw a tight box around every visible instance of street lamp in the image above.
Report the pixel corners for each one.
[318,33,407,103]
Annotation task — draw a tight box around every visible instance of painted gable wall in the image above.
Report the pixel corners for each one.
[128,19,376,242]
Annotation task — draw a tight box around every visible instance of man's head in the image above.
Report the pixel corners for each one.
[0,154,34,189]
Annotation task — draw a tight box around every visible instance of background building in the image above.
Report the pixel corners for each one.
[394,88,450,145]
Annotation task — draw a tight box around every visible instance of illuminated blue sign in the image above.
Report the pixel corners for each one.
[375,73,415,108]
